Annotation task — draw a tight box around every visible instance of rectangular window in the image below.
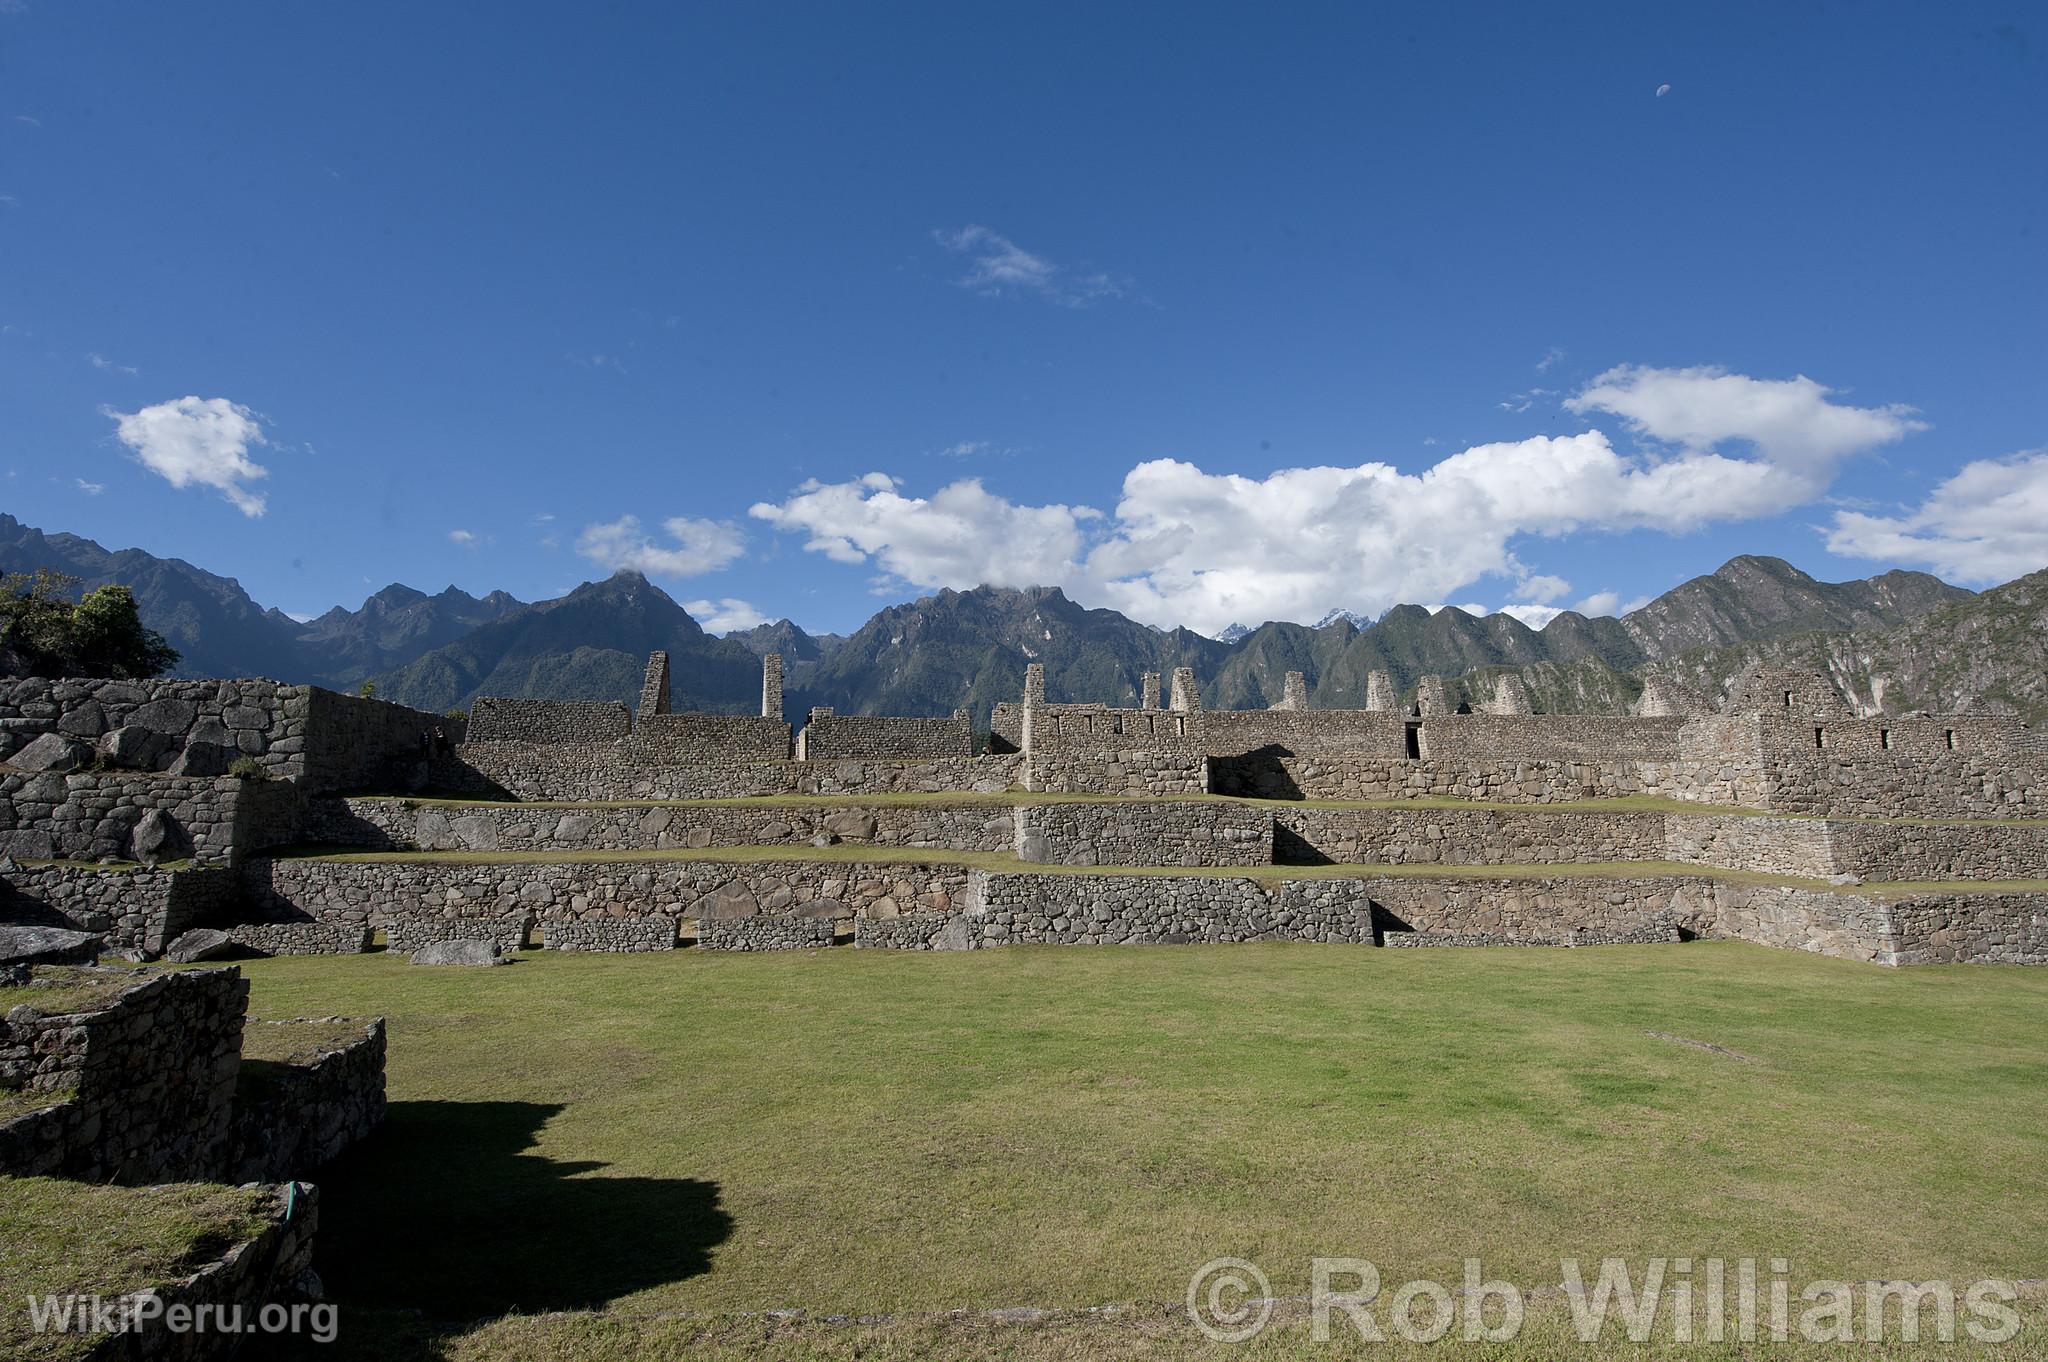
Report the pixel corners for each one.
[1880,728,1892,750]
[1814,727,1825,748]
[1785,690,1795,708]
[1945,729,1957,751]
[1404,723,1422,759]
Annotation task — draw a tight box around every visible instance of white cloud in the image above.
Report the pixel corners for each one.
[577,514,747,578]
[1656,83,1672,97]
[684,597,769,633]
[1575,590,1622,616]
[448,529,478,547]
[938,441,996,458]
[75,479,104,496]
[1497,603,1566,628]
[1826,450,2048,583]
[1566,364,1924,489]
[1536,347,1565,372]
[750,473,1095,590]
[1499,388,1553,414]
[932,225,1125,307]
[12,114,38,127]
[105,396,270,516]
[88,352,137,376]
[747,365,1935,635]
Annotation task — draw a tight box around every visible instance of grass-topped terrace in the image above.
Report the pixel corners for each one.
[222,944,2048,1360]
[0,1178,273,1362]
[269,841,2048,898]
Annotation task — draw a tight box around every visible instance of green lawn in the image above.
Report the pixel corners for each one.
[226,942,2048,1358]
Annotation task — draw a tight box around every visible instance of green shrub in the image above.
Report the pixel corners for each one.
[228,756,269,782]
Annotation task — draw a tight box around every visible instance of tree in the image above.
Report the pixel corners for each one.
[0,571,180,679]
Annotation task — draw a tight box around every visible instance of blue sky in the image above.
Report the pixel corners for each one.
[5,1,2044,636]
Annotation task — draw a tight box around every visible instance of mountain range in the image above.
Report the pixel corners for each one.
[8,511,2042,725]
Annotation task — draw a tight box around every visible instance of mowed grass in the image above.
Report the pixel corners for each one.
[231,942,2048,1347]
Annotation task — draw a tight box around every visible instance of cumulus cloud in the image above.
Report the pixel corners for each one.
[933,225,1124,307]
[105,396,270,516]
[747,365,1933,636]
[1566,364,1924,489]
[75,479,104,496]
[448,529,478,547]
[685,597,769,633]
[1826,450,2048,583]
[577,514,747,578]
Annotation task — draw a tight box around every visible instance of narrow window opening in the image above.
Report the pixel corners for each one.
[1880,728,1892,750]
[1784,690,1795,708]
[1814,726,1825,748]
[1945,729,1957,751]
[1404,723,1422,760]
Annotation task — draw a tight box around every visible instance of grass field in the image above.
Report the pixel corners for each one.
[223,942,2048,1359]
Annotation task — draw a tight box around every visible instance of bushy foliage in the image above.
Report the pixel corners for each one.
[0,570,179,679]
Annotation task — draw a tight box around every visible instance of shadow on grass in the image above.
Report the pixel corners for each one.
[308,1100,730,1320]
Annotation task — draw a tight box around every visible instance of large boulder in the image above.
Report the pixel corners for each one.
[126,697,197,735]
[821,809,878,842]
[164,928,234,964]
[0,830,54,860]
[9,733,89,773]
[410,939,506,967]
[168,742,236,778]
[130,808,190,867]
[97,725,171,771]
[0,924,102,967]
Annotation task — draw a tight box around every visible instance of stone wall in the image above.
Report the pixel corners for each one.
[1274,806,1669,866]
[629,713,792,762]
[243,854,973,941]
[1199,709,1409,758]
[1015,800,1272,866]
[0,966,246,1182]
[1,863,237,954]
[1366,874,1709,941]
[697,914,836,950]
[962,872,1373,946]
[1662,813,1838,878]
[434,746,1024,802]
[1882,892,2048,965]
[0,768,304,867]
[1024,751,1208,796]
[1212,755,1668,803]
[0,677,445,796]
[310,796,1015,856]
[229,1018,387,1182]
[1700,885,1895,963]
[1419,715,1689,761]
[544,916,678,951]
[466,697,632,745]
[798,712,974,761]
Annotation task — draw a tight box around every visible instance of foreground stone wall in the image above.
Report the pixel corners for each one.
[1023,751,1208,796]
[1,863,237,953]
[0,966,246,1182]
[966,871,1373,946]
[466,697,631,745]
[545,916,678,951]
[308,796,1016,855]
[229,1018,387,1183]
[1882,892,2048,965]
[1015,800,1272,866]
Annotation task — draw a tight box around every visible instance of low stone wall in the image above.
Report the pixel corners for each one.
[798,713,973,761]
[853,910,973,950]
[434,747,1023,802]
[1665,813,2048,882]
[242,855,972,942]
[1761,752,2048,819]
[309,796,1016,855]
[964,872,1374,946]
[1275,806,1667,866]
[1701,885,1895,964]
[1420,715,1689,762]
[0,966,246,1183]
[230,1019,387,1182]
[698,914,837,950]
[1199,709,1409,758]
[467,697,631,745]
[1363,875,1708,942]
[630,713,792,762]
[1384,926,1683,948]
[1015,800,1271,866]
[1,863,237,954]
[1213,756,1663,803]
[1024,751,1208,796]
[544,916,677,951]
[226,921,373,956]
[1882,892,2048,965]
[1664,813,1838,879]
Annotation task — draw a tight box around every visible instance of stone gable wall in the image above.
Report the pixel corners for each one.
[466,698,632,745]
